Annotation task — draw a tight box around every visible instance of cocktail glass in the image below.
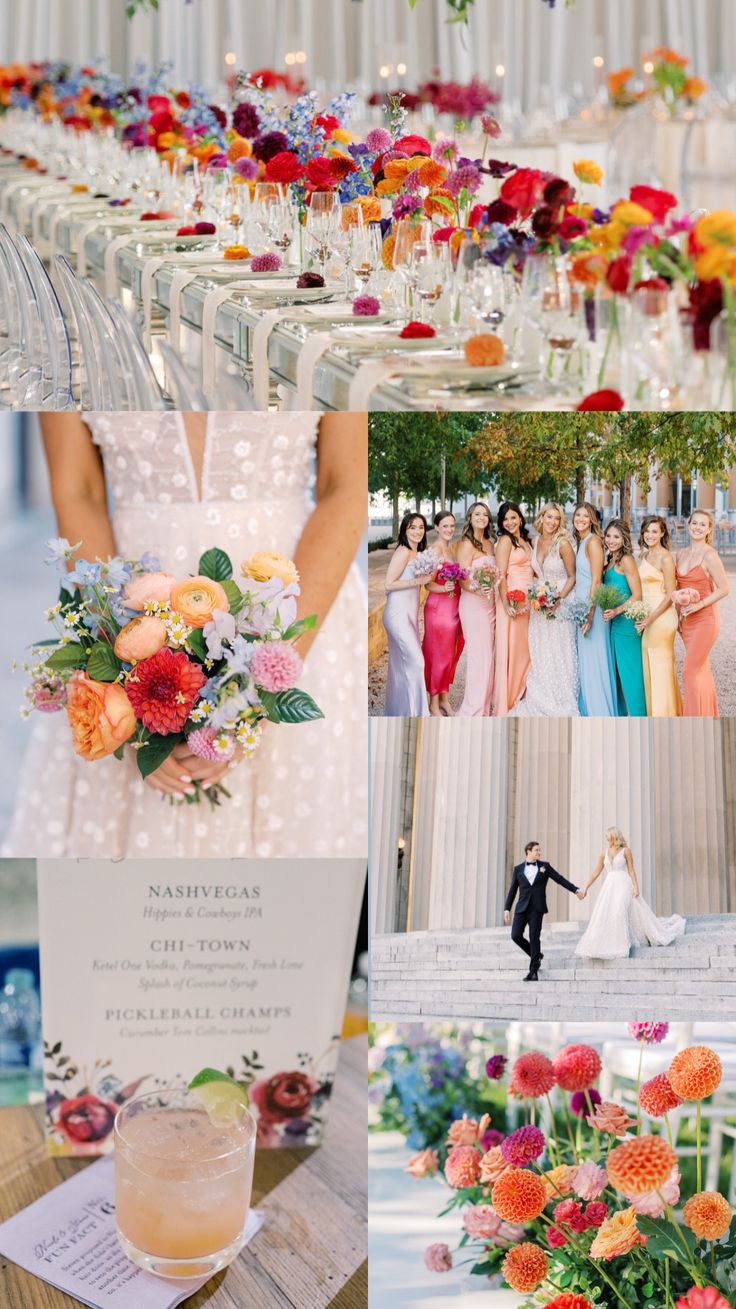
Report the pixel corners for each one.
[114,1087,256,1279]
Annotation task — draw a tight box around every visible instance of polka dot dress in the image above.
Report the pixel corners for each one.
[3,414,367,859]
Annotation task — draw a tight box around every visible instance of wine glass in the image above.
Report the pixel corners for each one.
[521,255,583,390]
[413,240,451,325]
[392,218,431,320]
[306,191,340,278]
[349,221,383,290]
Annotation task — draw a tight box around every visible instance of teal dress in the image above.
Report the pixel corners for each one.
[604,564,646,717]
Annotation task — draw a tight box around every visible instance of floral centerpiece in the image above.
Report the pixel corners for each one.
[418,1028,736,1307]
[646,48,708,114]
[22,539,322,806]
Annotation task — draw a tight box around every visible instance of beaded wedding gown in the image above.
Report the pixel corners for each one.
[3,413,366,859]
[575,849,686,959]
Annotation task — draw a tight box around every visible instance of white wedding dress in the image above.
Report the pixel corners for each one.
[575,849,686,959]
[3,413,367,859]
[513,538,579,717]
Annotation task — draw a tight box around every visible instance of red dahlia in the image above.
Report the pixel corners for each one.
[125,648,205,734]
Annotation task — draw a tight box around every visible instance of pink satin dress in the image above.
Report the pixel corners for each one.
[457,553,495,717]
[422,579,465,696]
[494,545,534,715]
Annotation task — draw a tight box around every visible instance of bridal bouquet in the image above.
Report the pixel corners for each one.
[418,1027,736,1308]
[22,540,322,806]
[529,581,562,620]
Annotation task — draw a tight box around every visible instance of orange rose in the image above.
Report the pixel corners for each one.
[67,671,136,761]
[114,616,168,662]
[170,576,230,627]
[589,1206,646,1259]
[465,334,505,367]
[224,244,251,260]
[241,553,299,587]
[570,252,609,287]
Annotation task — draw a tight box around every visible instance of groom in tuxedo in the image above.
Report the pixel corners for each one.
[503,841,583,982]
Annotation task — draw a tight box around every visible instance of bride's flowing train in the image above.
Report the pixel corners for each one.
[575,849,686,960]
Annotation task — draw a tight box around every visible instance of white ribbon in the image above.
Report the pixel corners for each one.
[347,357,403,409]
[76,217,107,277]
[295,330,336,410]
[168,268,203,351]
[104,232,137,298]
[140,255,172,350]
[251,307,295,410]
[0,178,32,226]
[200,281,254,398]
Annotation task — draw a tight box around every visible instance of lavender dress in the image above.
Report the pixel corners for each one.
[383,562,428,716]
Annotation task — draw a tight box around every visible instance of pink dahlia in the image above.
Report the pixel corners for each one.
[424,1242,452,1273]
[552,1044,602,1093]
[628,1022,669,1044]
[251,641,303,693]
[509,1051,556,1099]
[186,726,235,762]
[639,1072,682,1118]
[251,252,282,272]
[572,1162,607,1201]
[125,648,205,733]
[500,1125,546,1167]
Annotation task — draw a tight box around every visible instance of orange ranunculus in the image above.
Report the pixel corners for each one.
[417,158,448,189]
[570,252,609,287]
[376,177,404,197]
[66,671,136,761]
[241,552,299,587]
[646,47,688,68]
[589,1207,646,1260]
[170,576,230,628]
[694,248,734,283]
[114,616,168,662]
[695,211,736,249]
[573,159,604,186]
[588,223,624,254]
[227,135,253,162]
[683,76,708,100]
[683,1192,732,1242]
[356,195,381,224]
[609,67,635,96]
[382,232,397,270]
[543,1164,578,1200]
[384,158,416,181]
[465,334,505,367]
[502,1243,549,1293]
[223,244,251,260]
[424,188,455,219]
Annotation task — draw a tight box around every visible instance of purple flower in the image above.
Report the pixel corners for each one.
[365,127,393,153]
[447,163,481,197]
[481,1126,505,1151]
[500,1124,546,1167]
[232,101,261,138]
[486,1054,508,1081]
[628,1022,669,1045]
[392,195,422,220]
[251,252,282,272]
[205,153,229,171]
[571,1088,602,1119]
[252,130,289,163]
[433,139,459,165]
[353,294,381,317]
[234,156,259,180]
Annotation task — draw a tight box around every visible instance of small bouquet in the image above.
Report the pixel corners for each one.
[22,540,323,807]
[470,561,498,601]
[409,548,441,581]
[672,587,700,610]
[568,598,593,630]
[528,580,561,620]
[506,588,528,617]
[591,583,627,614]
[622,598,650,625]
[435,562,469,593]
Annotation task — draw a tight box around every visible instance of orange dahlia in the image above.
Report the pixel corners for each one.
[501,1242,549,1293]
[492,1168,548,1223]
[682,1191,733,1241]
[509,1051,556,1098]
[668,1046,722,1102]
[639,1072,682,1118]
[125,648,206,734]
[552,1045,602,1093]
[606,1135,678,1197]
[589,1206,646,1259]
[444,1144,481,1189]
[544,1297,595,1309]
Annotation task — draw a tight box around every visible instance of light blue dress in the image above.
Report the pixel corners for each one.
[383,561,429,716]
[575,538,617,717]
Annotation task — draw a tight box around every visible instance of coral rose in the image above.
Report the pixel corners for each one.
[114,615,168,662]
[479,1145,511,1186]
[492,1168,547,1223]
[124,571,176,611]
[675,1289,731,1309]
[170,576,230,628]
[588,1206,646,1259]
[67,671,136,761]
[586,1100,636,1137]
[405,1147,439,1179]
[464,334,505,367]
[606,1135,678,1196]
[445,1144,481,1189]
[509,1051,556,1098]
[683,1191,733,1241]
[462,1204,502,1239]
[639,1072,682,1118]
[502,1242,549,1293]
[241,552,299,588]
[424,1242,452,1273]
[668,1046,722,1101]
[446,1113,490,1148]
[552,1044,601,1092]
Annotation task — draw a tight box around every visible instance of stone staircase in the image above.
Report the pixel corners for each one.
[371,916,736,1022]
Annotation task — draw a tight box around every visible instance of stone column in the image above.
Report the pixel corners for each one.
[654,719,731,916]
[656,474,672,516]
[568,720,657,918]
[509,720,573,920]
[370,718,407,934]
[728,468,736,515]
[696,478,716,511]
[409,720,510,931]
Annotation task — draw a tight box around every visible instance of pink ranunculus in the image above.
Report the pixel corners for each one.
[631,1166,681,1218]
[123,571,176,611]
[463,1204,502,1240]
[573,1161,608,1201]
[424,1242,452,1273]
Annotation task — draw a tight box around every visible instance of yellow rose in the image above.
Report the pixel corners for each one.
[114,616,168,662]
[695,210,736,249]
[66,672,136,761]
[241,553,300,587]
[573,159,604,186]
[170,576,230,628]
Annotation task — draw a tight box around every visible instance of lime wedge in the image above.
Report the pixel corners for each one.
[188,1067,249,1122]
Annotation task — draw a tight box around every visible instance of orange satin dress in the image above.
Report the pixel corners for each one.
[676,564,720,717]
[494,545,534,715]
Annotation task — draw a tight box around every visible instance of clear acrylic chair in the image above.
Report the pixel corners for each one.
[54,254,114,409]
[0,223,43,408]
[14,233,76,409]
[105,298,167,410]
[158,339,209,410]
[681,114,736,212]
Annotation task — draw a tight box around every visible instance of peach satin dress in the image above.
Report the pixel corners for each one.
[494,545,534,716]
[676,563,720,717]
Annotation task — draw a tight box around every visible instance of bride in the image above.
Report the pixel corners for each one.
[3,412,367,859]
[575,827,686,959]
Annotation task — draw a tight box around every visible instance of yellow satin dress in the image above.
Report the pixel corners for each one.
[638,559,683,717]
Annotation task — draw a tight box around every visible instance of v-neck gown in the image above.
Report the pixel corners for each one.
[2,413,367,858]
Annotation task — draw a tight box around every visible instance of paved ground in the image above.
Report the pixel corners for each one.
[369,547,736,717]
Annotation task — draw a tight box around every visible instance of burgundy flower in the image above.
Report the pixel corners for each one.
[532,205,559,241]
[250,1070,319,1123]
[57,1094,117,1144]
[232,102,261,139]
[544,177,576,209]
[252,130,289,163]
[559,215,588,242]
[689,279,723,350]
[485,198,517,226]
[483,159,518,180]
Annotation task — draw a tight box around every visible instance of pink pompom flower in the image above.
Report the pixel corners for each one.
[365,127,393,154]
[353,294,382,317]
[628,1022,669,1044]
[500,1124,546,1167]
[251,640,303,693]
[251,252,282,272]
[186,726,235,762]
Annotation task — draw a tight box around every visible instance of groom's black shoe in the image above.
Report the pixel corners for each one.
[523,969,539,982]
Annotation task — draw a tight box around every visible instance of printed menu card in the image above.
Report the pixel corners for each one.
[37,858,365,1155]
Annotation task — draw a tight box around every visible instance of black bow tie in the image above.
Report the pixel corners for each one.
[525,863,538,869]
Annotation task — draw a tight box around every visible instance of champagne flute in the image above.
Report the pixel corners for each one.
[392,218,431,320]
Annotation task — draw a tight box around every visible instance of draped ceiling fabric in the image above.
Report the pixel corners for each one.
[1,0,735,111]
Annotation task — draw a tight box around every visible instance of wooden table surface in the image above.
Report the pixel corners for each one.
[0,1036,367,1309]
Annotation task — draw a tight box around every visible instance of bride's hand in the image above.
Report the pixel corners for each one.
[172,740,244,789]
[576,889,586,900]
[144,741,243,798]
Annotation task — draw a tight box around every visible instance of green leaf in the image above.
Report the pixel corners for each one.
[136,734,182,780]
[113,745,126,761]
[86,642,123,683]
[45,643,87,672]
[222,579,245,615]
[281,614,318,641]
[257,688,324,724]
[198,548,233,582]
[58,584,75,608]
[187,628,208,662]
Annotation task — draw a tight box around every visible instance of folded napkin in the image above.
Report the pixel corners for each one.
[347,357,405,408]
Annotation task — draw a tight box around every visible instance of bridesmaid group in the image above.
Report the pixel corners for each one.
[381,502,729,719]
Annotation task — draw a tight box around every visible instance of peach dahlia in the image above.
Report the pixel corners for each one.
[606,1135,678,1197]
[682,1191,733,1242]
[668,1046,722,1102]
